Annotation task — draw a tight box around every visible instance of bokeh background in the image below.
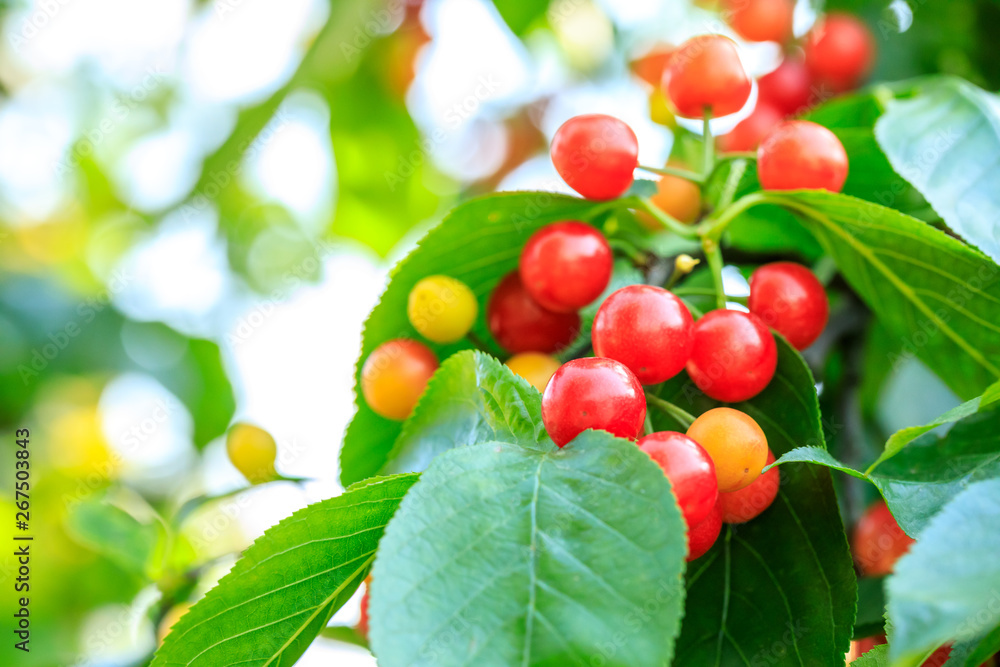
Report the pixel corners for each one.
[1,0,998,664]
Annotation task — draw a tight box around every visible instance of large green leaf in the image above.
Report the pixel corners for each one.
[876,77,1000,263]
[152,474,417,667]
[855,644,889,667]
[382,350,547,475]
[368,432,688,667]
[767,190,1000,400]
[339,192,608,486]
[886,479,1000,667]
[653,338,857,665]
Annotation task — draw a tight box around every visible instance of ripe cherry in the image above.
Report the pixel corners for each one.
[541,357,646,447]
[687,500,723,561]
[664,35,752,119]
[687,407,768,493]
[718,102,783,152]
[718,449,779,523]
[757,120,849,192]
[805,13,876,92]
[550,114,638,200]
[748,262,830,350]
[519,222,613,312]
[724,0,794,44]
[631,44,675,87]
[505,352,561,392]
[407,275,478,344]
[487,272,581,354]
[758,57,813,117]
[852,500,915,576]
[226,422,278,484]
[356,577,371,640]
[592,285,694,384]
[639,162,701,227]
[686,309,777,403]
[361,338,438,421]
[639,431,719,528]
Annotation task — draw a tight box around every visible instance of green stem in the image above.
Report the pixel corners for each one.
[629,197,700,239]
[702,111,714,179]
[681,298,704,318]
[638,164,704,184]
[702,236,727,310]
[608,238,648,266]
[696,191,769,241]
[717,159,748,211]
[717,151,756,160]
[644,412,654,437]
[644,393,697,429]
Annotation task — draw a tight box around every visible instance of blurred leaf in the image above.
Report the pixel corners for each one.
[856,576,888,639]
[876,76,1000,262]
[369,433,687,666]
[319,625,369,649]
[66,496,161,577]
[886,479,1000,666]
[339,192,609,487]
[768,191,1000,400]
[152,474,417,667]
[491,0,549,35]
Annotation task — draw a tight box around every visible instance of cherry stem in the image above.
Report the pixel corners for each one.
[697,191,770,241]
[637,163,705,184]
[644,393,696,429]
[671,286,747,304]
[465,330,489,351]
[702,236,728,310]
[702,110,714,180]
[680,298,705,318]
[644,412,654,437]
[630,197,700,239]
[608,238,648,266]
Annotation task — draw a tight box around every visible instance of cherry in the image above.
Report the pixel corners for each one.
[505,352,561,392]
[687,500,723,561]
[550,114,638,200]
[639,431,719,528]
[487,272,581,354]
[718,102,783,152]
[852,500,914,576]
[686,407,768,493]
[356,577,371,640]
[686,309,777,403]
[758,57,814,117]
[631,44,675,87]
[541,357,646,447]
[519,221,613,312]
[805,13,876,92]
[640,162,701,227]
[757,120,849,192]
[748,262,829,350]
[664,35,752,119]
[724,0,794,44]
[226,422,278,484]
[407,275,478,344]
[718,449,779,523]
[361,338,438,421]
[592,285,694,384]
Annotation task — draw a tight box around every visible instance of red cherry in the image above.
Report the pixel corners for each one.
[718,450,779,523]
[541,357,646,447]
[631,45,675,87]
[758,57,814,117]
[757,120,849,192]
[356,582,371,640]
[687,499,723,561]
[686,309,777,403]
[664,35,752,119]
[748,262,830,350]
[804,13,876,92]
[519,222,613,313]
[718,102,783,152]
[852,500,915,576]
[592,285,694,384]
[639,431,719,528]
[550,114,638,200]
[487,272,580,354]
[724,0,794,44]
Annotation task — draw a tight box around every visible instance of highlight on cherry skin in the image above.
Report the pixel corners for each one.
[541,356,646,447]
[592,284,694,385]
[407,274,478,344]
[749,262,830,350]
[519,221,613,313]
[549,114,638,200]
[361,338,439,421]
[686,407,769,493]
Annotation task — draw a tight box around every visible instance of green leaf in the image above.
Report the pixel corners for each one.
[654,338,857,665]
[152,474,417,667]
[319,625,369,649]
[492,0,549,35]
[876,77,1000,262]
[66,497,161,577]
[340,192,609,487]
[767,190,1000,400]
[855,576,888,640]
[886,479,1000,667]
[854,644,890,667]
[369,433,688,667]
[382,350,548,475]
